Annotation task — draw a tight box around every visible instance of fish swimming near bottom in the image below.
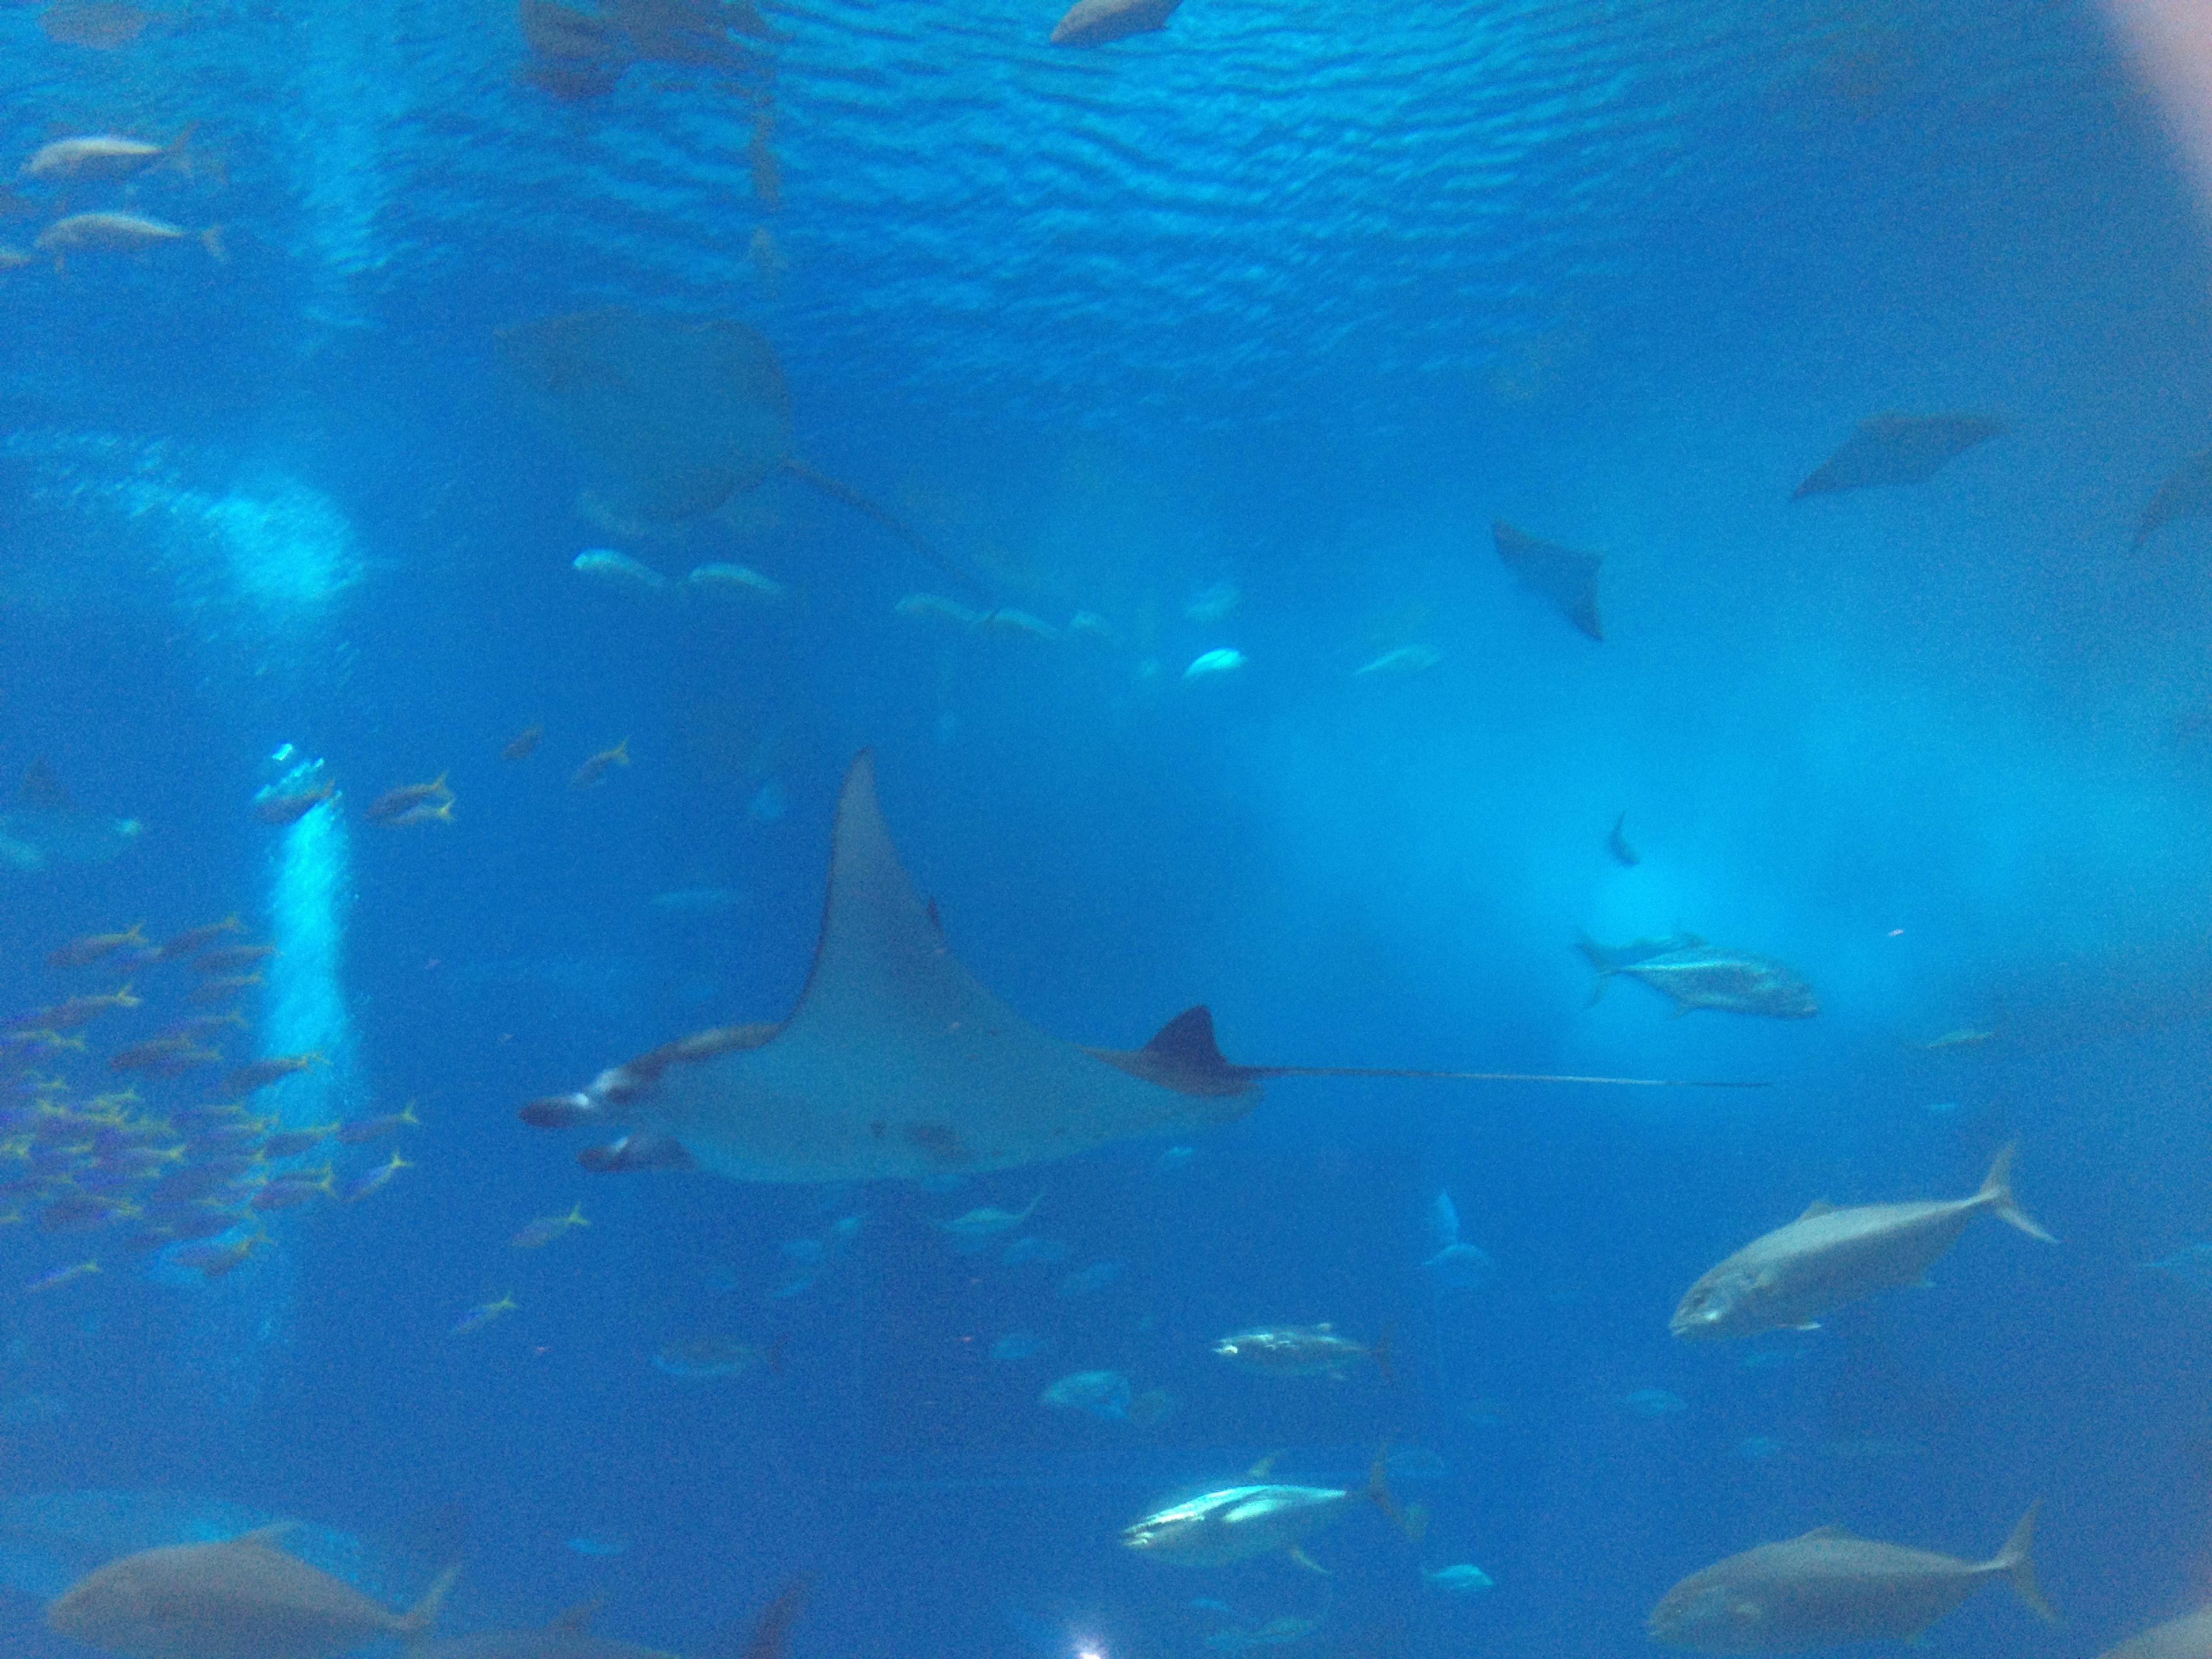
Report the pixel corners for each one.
[413,1578,808,1659]
[2091,1608,2212,1659]
[1647,1505,2053,1651]
[46,1522,460,1659]
[1577,934,1816,1018]
[410,1600,681,1659]
[1670,1143,2056,1340]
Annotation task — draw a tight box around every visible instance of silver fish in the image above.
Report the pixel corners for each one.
[1672,1145,2055,1340]
[1648,1508,2053,1651]
[1213,1323,1388,1380]
[1123,1453,1411,1569]
[1577,934,1815,1018]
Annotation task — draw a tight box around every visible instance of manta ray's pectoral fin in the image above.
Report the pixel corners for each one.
[579,1131,697,1173]
[1086,1005,1271,1098]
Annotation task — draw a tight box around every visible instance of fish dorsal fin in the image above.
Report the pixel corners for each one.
[1799,1525,1855,1541]
[551,1599,604,1634]
[233,1522,297,1549]
[1288,1546,1333,1576]
[1247,1452,1280,1479]
[1797,1200,1836,1221]
[1086,1004,1268,1099]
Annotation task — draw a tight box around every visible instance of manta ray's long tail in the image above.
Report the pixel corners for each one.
[781,459,987,596]
[1101,1003,1769,1094]
[1256,1064,1770,1089]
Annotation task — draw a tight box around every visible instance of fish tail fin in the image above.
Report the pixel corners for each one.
[1372,1324,1394,1384]
[1574,934,1613,1003]
[1365,1446,1423,1541]
[1976,1143,2057,1243]
[1990,1501,2056,1622]
[400,1560,463,1638]
[200,224,226,263]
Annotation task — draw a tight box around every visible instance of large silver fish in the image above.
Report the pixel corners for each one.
[1212,1323,1388,1380]
[1577,934,1816,1019]
[1648,1508,2053,1651]
[46,1523,459,1659]
[1671,1145,2055,1340]
[1123,1453,1414,1569]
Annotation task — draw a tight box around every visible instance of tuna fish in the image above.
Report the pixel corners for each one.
[1576,934,1816,1018]
[1647,1506,2053,1651]
[1671,1145,2055,1340]
[1212,1323,1389,1380]
[1123,1452,1416,1569]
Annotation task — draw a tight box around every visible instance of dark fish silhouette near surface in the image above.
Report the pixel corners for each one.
[46,1522,460,1659]
[1671,1144,2055,1340]
[515,0,772,101]
[495,307,977,591]
[1647,1507,2052,1651]
[1492,520,1602,641]
[1577,934,1815,1018]
[2134,448,2212,550]
[1051,0,1180,45]
[1790,412,2005,499]
[521,755,1759,1182]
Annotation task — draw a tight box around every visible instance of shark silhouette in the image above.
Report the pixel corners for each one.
[521,754,1756,1182]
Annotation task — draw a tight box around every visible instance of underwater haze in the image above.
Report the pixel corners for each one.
[3,0,2212,1656]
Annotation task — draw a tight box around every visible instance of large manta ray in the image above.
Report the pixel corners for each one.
[522,754,1752,1182]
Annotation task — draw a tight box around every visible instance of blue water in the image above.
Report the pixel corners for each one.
[3,0,2212,1654]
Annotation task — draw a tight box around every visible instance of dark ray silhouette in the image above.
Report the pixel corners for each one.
[1492,520,1602,641]
[1791,411,2004,499]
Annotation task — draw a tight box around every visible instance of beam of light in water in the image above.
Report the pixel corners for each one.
[180,751,363,1406]
[262,755,362,1134]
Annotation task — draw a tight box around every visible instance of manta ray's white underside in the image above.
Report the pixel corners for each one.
[522,753,1258,1182]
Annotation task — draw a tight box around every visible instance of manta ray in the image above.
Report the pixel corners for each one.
[522,755,1755,1183]
[1491,520,1603,642]
[1790,412,2005,499]
[494,307,979,593]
